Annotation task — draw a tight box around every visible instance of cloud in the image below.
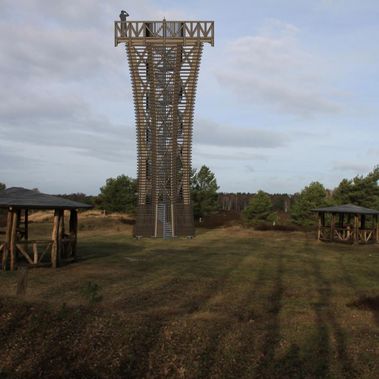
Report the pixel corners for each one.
[215,20,341,117]
[194,119,288,148]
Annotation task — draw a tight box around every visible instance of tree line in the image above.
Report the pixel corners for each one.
[1,165,378,227]
[0,165,219,219]
[242,166,379,226]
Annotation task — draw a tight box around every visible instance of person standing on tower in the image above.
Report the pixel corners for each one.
[119,10,129,36]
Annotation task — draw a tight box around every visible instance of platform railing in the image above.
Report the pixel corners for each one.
[115,20,214,46]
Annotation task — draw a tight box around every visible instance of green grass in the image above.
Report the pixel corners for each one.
[0,224,378,378]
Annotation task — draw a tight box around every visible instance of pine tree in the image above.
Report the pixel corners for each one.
[243,190,275,224]
[191,166,219,219]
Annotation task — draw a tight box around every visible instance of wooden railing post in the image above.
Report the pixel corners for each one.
[10,210,17,271]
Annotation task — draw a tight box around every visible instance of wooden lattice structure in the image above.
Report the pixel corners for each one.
[0,188,92,271]
[115,19,214,238]
[313,204,379,244]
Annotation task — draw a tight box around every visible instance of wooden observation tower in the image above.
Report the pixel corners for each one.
[115,17,214,237]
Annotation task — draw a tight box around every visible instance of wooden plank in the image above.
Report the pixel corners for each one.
[13,239,53,244]
[16,244,33,265]
[10,211,17,271]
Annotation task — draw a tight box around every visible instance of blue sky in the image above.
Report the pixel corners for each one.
[0,0,378,194]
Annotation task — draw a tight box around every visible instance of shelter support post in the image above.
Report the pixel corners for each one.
[354,214,359,244]
[51,209,60,269]
[24,209,29,241]
[375,215,379,243]
[2,210,13,271]
[330,213,336,241]
[317,212,321,240]
[10,210,17,271]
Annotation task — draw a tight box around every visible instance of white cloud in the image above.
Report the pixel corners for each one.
[215,20,341,117]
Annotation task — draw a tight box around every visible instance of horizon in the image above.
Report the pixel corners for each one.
[1,1,378,195]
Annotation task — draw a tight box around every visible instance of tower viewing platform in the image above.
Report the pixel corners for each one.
[114,20,214,46]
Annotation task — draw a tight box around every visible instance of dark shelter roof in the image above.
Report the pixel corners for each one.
[0,187,93,210]
[313,204,379,215]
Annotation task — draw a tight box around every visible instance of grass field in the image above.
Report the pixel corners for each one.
[0,219,378,378]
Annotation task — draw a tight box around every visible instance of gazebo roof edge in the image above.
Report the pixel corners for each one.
[0,187,93,210]
[312,203,379,215]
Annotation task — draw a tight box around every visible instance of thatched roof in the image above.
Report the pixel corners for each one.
[313,204,379,215]
[0,187,92,210]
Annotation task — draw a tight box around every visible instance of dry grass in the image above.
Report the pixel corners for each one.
[28,209,134,223]
[0,220,378,378]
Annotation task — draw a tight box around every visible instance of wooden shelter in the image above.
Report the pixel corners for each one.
[313,204,379,244]
[0,187,92,271]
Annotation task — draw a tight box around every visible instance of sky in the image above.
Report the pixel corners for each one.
[0,0,378,195]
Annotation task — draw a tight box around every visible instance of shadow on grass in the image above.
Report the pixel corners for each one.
[114,240,251,316]
[309,246,358,378]
[245,247,285,378]
[118,240,254,378]
[2,237,375,378]
[338,252,379,327]
[347,296,379,325]
[78,240,141,262]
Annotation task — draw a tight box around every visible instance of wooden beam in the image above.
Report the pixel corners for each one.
[354,214,359,244]
[24,209,29,241]
[331,213,336,241]
[39,242,52,263]
[51,209,60,269]
[2,210,13,271]
[16,244,33,265]
[59,209,65,260]
[317,212,321,240]
[10,210,17,271]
